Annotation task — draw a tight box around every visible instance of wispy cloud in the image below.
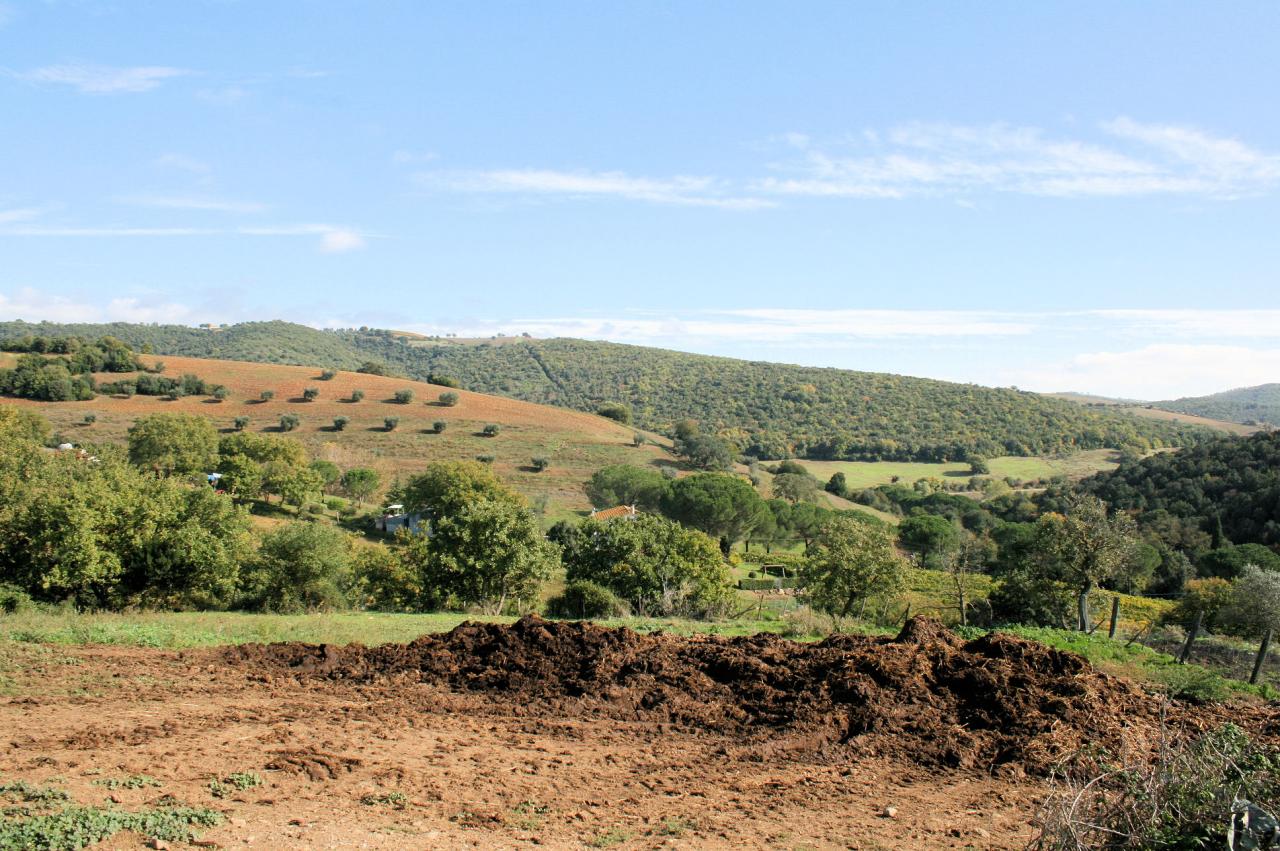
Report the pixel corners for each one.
[419,169,774,210]
[0,221,368,253]
[757,119,1280,200]
[422,119,1280,208]
[0,207,44,225]
[1088,309,1280,338]
[236,223,368,253]
[116,195,267,214]
[0,287,198,324]
[15,63,191,94]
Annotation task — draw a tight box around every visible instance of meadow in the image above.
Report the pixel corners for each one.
[784,448,1121,491]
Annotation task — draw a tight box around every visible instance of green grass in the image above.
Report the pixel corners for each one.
[787,450,1119,491]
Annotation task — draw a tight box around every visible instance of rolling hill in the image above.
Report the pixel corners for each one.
[0,352,673,522]
[1155,383,1280,427]
[0,320,1208,463]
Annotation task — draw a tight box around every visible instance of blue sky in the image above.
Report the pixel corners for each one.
[2,1,1278,399]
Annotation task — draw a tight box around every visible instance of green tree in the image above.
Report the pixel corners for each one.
[585,464,671,511]
[302,387,319,402]
[679,434,733,471]
[127,413,219,476]
[800,514,906,622]
[772,471,821,503]
[211,386,231,402]
[309,459,342,492]
[482,423,500,436]
[232,416,249,431]
[825,471,848,497]
[1039,494,1140,631]
[340,467,380,505]
[383,417,399,431]
[660,473,770,554]
[260,390,274,402]
[897,514,962,569]
[332,416,349,431]
[394,389,414,404]
[564,513,732,617]
[246,522,355,612]
[438,391,459,407]
[350,389,365,402]
[279,413,300,432]
[596,402,631,424]
[433,420,447,433]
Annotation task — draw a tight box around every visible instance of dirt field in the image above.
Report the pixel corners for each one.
[4,618,1275,849]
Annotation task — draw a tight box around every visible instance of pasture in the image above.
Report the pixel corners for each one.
[784,449,1120,492]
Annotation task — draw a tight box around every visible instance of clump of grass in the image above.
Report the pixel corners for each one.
[588,827,632,847]
[510,800,549,829]
[92,775,162,791]
[655,816,695,836]
[0,802,221,849]
[208,771,263,799]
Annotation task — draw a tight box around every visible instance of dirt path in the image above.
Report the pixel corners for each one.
[1,638,1042,849]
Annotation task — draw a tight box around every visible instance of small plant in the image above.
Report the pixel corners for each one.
[319,369,337,380]
[93,774,162,791]
[531,456,549,472]
[333,416,349,431]
[0,781,70,805]
[656,816,695,837]
[208,771,263,799]
[482,423,500,437]
[0,802,221,848]
[393,389,414,404]
[476,454,495,464]
[164,390,182,401]
[588,827,632,848]
[384,417,400,432]
[360,791,408,809]
[82,413,96,425]
[324,497,345,511]
[279,413,300,432]
[433,420,447,433]
[260,390,274,402]
[439,391,459,407]
[302,387,319,402]
[510,800,550,830]
[350,389,364,402]
[632,432,645,447]
[233,416,250,431]
[211,386,230,401]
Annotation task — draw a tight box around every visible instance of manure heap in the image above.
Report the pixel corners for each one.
[227,616,1277,774]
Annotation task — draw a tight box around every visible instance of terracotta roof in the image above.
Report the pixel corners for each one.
[590,505,637,521]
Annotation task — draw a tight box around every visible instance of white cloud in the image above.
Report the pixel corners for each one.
[1006,344,1280,400]
[319,229,366,253]
[16,64,191,94]
[1090,309,1280,338]
[757,119,1280,200]
[0,220,368,252]
[117,195,267,214]
[0,287,197,324]
[0,207,43,225]
[238,223,369,253]
[0,226,217,237]
[420,169,774,209]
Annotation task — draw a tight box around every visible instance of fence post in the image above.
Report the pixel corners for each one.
[1250,628,1273,686]
[1108,597,1120,640]
[1178,612,1203,664]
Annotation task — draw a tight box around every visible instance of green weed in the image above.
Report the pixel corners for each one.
[208,771,263,799]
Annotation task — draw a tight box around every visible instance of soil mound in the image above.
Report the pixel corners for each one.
[226,616,1163,773]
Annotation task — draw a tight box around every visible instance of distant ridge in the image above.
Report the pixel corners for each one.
[0,319,1210,462]
[1155,383,1280,427]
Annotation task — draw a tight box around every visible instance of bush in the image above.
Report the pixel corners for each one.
[244,522,354,612]
[428,374,460,388]
[279,414,300,432]
[324,497,346,511]
[260,390,274,402]
[82,413,96,425]
[302,387,319,402]
[482,423,500,437]
[596,402,631,424]
[319,370,337,380]
[332,416,349,431]
[439,391,459,407]
[393,389,414,404]
[545,580,629,620]
[476,454,495,464]
[383,417,399,431]
[211,386,231,401]
[0,582,35,613]
[531,457,549,472]
[350,389,365,402]
[357,361,389,376]
[433,420,447,433]
[233,416,249,431]
[632,432,645,447]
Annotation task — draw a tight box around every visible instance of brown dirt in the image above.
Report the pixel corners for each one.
[5,619,1275,849]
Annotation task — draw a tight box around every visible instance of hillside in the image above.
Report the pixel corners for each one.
[0,320,1207,462]
[0,352,673,521]
[1156,383,1280,427]
[1048,391,1257,436]
[1067,430,1280,552]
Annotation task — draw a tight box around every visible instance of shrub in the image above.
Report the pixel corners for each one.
[393,389,414,404]
[0,582,35,613]
[439,391,459,407]
[531,456,550,472]
[428,374,460,388]
[332,416,349,431]
[357,361,389,376]
[233,416,250,431]
[82,413,97,425]
[302,387,319,402]
[164,390,182,401]
[433,420,447,433]
[482,423,500,437]
[324,497,345,511]
[319,370,337,381]
[211,386,231,401]
[596,402,631,424]
[260,390,274,402]
[383,417,399,431]
[279,414,300,432]
[545,580,629,619]
[350,389,364,402]
[476,454,495,464]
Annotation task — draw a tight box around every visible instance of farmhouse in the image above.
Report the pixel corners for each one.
[375,503,425,535]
